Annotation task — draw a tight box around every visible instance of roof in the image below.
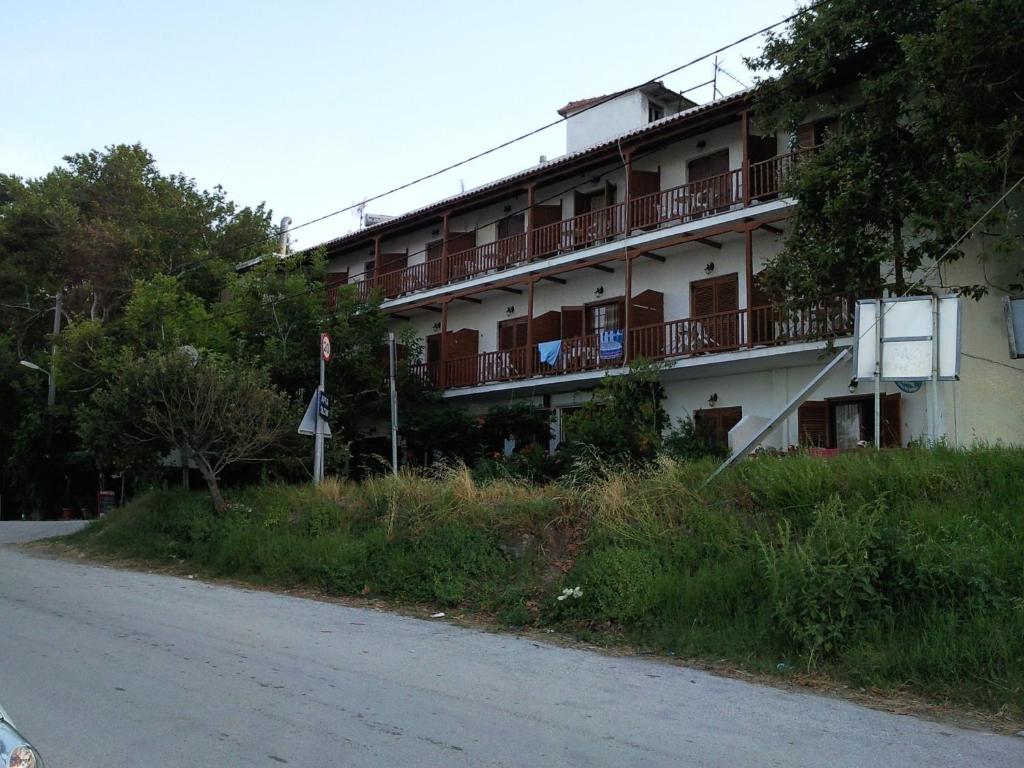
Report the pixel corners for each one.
[556,81,694,117]
[315,87,752,256]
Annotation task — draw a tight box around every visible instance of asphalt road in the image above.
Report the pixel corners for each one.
[1,521,1021,767]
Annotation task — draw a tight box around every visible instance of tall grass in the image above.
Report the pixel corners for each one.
[71,447,1024,715]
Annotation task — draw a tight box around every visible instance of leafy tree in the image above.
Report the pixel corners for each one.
[748,0,1024,301]
[562,360,668,464]
[81,350,291,508]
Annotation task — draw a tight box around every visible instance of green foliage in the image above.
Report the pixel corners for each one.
[748,0,1024,300]
[67,445,1024,715]
[562,360,668,465]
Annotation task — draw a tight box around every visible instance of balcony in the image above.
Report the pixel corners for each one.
[352,150,806,303]
[408,296,852,391]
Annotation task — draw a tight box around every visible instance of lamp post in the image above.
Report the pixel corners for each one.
[19,360,54,407]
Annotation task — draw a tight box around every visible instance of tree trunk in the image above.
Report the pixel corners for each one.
[194,454,225,510]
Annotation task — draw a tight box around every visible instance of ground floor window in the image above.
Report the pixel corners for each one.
[798,394,902,448]
[693,406,743,451]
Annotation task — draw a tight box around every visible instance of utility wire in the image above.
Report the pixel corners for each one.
[172,0,835,277]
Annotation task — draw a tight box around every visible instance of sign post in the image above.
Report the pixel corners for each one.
[313,333,331,485]
[388,332,399,476]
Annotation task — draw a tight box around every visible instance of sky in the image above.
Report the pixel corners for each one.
[2,0,799,250]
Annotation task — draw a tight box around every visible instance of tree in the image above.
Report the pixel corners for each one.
[747,0,1024,302]
[82,350,290,508]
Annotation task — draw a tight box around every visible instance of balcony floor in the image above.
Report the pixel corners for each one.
[439,336,853,400]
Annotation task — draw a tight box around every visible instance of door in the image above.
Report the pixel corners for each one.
[748,134,780,199]
[628,168,661,229]
[446,231,478,279]
[495,213,526,267]
[690,273,739,350]
[750,273,776,345]
[530,203,563,258]
[687,149,731,214]
[693,406,743,452]
[498,317,528,351]
[425,239,444,286]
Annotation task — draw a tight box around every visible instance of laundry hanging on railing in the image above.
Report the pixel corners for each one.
[599,329,624,361]
[537,339,562,367]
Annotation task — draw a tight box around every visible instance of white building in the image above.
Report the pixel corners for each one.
[321,84,1024,455]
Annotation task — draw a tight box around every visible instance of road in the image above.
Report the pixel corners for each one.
[0,521,1021,767]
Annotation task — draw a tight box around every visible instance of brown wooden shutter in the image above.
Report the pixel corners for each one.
[604,181,617,206]
[514,320,528,348]
[496,214,525,240]
[426,333,441,364]
[881,393,902,447]
[796,122,816,149]
[573,190,592,216]
[380,252,408,273]
[532,204,562,228]
[532,310,561,343]
[628,169,660,199]
[561,306,584,339]
[447,329,478,360]
[498,322,515,352]
[446,231,477,255]
[716,275,739,312]
[691,283,716,317]
[426,239,443,261]
[630,289,664,328]
[797,401,829,447]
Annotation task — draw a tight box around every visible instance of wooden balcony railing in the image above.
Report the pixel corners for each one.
[345,150,809,303]
[415,295,851,390]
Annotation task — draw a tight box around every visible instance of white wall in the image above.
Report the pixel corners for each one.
[565,91,646,153]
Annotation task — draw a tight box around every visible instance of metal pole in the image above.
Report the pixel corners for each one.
[874,298,882,450]
[314,352,325,485]
[930,295,940,444]
[388,332,399,475]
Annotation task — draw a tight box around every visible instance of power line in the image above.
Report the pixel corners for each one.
[172,0,834,277]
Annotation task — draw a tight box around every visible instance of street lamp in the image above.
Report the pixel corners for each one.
[19,360,54,407]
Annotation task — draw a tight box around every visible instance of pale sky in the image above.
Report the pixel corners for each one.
[2,0,798,250]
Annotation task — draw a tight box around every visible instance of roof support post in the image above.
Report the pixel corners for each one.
[525,184,536,262]
[441,212,451,285]
[373,236,382,284]
[624,249,634,363]
[744,227,754,348]
[741,110,751,206]
[525,278,536,377]
[439,299,449,390]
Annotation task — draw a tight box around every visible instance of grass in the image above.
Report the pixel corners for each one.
[68,447,1024,717]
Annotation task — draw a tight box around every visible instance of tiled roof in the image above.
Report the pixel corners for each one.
[315,88,752,254]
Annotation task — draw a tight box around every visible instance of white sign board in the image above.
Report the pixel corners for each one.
[854,296,962,382]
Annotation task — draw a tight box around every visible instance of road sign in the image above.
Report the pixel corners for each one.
[297,390,331,437]
[318,391,330,421]
[320,333,332,362]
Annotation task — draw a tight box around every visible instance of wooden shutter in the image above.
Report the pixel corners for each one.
[514,320,528,348]
[798,401,829,447]
[628,169,660,199]
[691,282,716,317]
[688,150,729,182]
[561,306,584,339]
[694,406,742,450]
[380,252,408,273]
[426,239,443,261]
[426,333,442,364]
[532,204,562,228]
[447,329,478,360]
[881,393,902,447]
[630,289,664,328]
[532,310,561,343]
[604,181,617,206]
[530,203,563,258]
[716,275,739,312]
[796,122,816,149]
[496,214,525,240]
[446,231,476,255]
[498,322,516,352]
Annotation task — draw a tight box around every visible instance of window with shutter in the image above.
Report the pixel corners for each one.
[498,317,528,351]
[694,406,742,450]
[881,393,902,447]
[586,300,624,335]
[561,306,584,339]
[797,401,829,446]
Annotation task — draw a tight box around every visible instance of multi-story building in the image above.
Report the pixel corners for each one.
[321,84,1024,455]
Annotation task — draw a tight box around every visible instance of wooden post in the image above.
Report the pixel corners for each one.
[439,299,449,390]
[373,236,382,285]
[741,110,751,206]
[744,227,754,347]
[623,148,633,233]
[525,185,535,261]
[441,212,451,284]
[525,278,536,376]
[624,249,633,362]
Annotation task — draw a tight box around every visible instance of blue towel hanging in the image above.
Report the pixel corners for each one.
[537,339,562,366]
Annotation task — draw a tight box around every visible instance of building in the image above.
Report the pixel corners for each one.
[320,83,1024,455]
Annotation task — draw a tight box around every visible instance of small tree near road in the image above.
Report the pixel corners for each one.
[83,350,290,508]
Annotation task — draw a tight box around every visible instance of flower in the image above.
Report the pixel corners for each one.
[556,586,583,602]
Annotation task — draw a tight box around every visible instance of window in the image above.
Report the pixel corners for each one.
[648,102,665,122]
[586,300,623,335]
[797,395,902,448]
[694,406,743,451]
